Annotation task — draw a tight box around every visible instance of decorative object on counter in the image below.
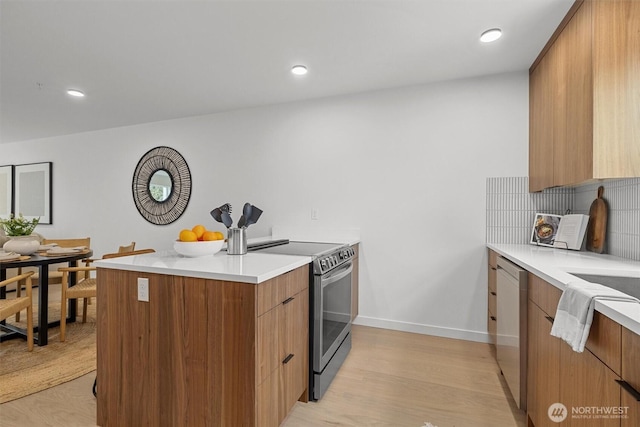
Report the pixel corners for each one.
[237,202,263,229]
[14,162,52,225]
[529,212,589,251]
[227,227,247,255]
[0,214,41,255]
[174,239,224,257]
[211,202,262,230]
[132,146,191,225]
[586,186,607,254]
[237,202,252,228]
[220,203,233,228]
[174,224,224,256]
[529,213,561,247]
[210,203,233,227]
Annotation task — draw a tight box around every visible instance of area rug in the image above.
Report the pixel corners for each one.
[0,289,96,403]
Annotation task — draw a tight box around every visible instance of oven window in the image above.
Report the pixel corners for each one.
[322,267,352,356]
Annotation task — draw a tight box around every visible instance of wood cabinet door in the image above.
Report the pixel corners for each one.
[621,327,640,426]
[279,288,309,420]
[556,0,593,187]
[593,0,640,179]
[529,52,556,192]
[527,300,561,427]
[560,344,621,427]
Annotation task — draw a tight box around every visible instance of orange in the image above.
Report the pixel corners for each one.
[203,231,225,241]
[179,229,198,242]
[192,224,206,240]
[202,231,221,241]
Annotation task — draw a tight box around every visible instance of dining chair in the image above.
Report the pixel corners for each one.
[58,248,155,341]
[33,237,91,286]
[118,242,136,253]
[0,271,35,351]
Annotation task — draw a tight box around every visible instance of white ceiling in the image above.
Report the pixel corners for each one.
[0,0,574,144]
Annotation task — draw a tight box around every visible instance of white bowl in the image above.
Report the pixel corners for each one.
[174,239,224,257]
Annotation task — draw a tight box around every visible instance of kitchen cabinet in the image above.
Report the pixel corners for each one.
[96,265,309,427]
[487,249,497,349]
[526,272,637,427]
[257,274,309,425]
[529,0,640,192]
[351,243,359,321]
[527,274,561,427]
[560,341,621,427]
[621,327,640,427]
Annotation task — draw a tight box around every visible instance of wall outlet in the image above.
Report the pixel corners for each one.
[311,208,320,220]
[137,278,149,302]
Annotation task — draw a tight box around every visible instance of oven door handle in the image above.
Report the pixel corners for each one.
[322,263,352,288]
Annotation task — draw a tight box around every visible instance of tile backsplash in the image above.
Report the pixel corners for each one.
[486,177,640,261]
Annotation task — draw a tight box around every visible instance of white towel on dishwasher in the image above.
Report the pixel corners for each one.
[550,281,639,353]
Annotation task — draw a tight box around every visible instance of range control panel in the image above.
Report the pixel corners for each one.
[315,246,355,275]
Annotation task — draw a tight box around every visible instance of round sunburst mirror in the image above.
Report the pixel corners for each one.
[132,146,191,225]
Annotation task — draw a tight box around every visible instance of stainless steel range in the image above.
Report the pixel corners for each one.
[251,240,355,400]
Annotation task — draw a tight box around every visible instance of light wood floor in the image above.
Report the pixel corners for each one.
[0,325,525,427]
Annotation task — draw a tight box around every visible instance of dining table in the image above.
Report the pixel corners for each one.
[0,249,93,346]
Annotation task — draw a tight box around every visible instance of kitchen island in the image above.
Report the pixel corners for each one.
[94,250,312,427]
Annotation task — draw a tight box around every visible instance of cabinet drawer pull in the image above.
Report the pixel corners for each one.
[490,316,496,321]
[616,380,640,401]
[490,291,497,296]
[490,267,497,271]
[282,297,295,305]
[282,353,294,364]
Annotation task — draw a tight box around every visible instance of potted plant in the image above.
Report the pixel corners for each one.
[0,214,41,255]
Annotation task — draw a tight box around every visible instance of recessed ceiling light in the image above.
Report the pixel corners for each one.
[291,65,308,76]
[66,89,85,97]
[480,28,502,43]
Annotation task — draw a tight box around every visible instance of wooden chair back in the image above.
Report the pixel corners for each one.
[118,242,136,253]
[0,272,35,350]
[102,248,155,259]
[42,237,90,248]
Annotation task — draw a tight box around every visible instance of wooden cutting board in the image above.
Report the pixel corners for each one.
[586,186,607,253]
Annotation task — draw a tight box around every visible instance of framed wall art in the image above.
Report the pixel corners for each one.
[0,165,13,219]
[14,162,52,224]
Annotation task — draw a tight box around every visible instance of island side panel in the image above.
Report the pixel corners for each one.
[97,268,154,425]
[205,276,257,426]
[97,269,257,426]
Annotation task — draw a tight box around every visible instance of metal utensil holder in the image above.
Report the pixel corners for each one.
[227,227,247,255]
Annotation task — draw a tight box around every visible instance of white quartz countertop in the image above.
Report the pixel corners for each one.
[94,250,312,284]
[488,243,640,335]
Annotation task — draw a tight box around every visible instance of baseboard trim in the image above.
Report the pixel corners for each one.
[352,315,491,344]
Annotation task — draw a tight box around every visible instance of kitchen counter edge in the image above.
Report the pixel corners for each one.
[94,250,313,284]
[487,243,640,335]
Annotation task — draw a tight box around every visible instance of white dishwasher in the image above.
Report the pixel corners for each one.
[496,256,528,410]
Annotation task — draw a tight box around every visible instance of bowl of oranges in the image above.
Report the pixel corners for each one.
[174,225,225,257]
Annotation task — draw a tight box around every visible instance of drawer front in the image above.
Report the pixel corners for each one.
[621,328,640,427]
[585,311,621,375]
[257,265,309,316]
[488,249,498,269]
[622,327,640,392]
[528,273,562,317]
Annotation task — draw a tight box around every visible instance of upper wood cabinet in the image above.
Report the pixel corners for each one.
[529,0,640,192]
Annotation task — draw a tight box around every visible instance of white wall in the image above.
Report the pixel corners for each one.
[3,71,529,342]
